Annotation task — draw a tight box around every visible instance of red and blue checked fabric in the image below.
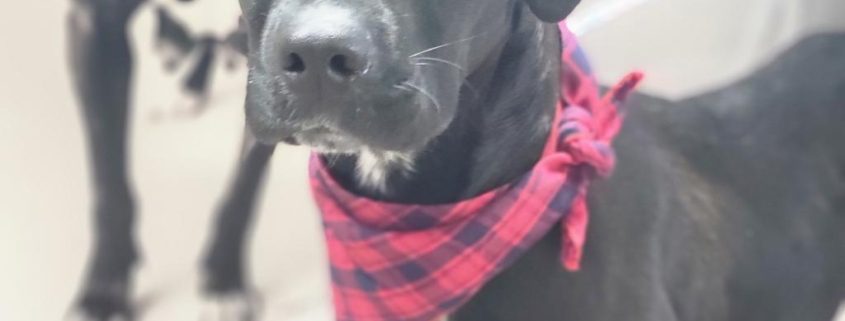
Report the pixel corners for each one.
[308,22,643,321]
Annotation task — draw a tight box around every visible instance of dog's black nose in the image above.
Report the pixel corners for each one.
[278,27,371,82]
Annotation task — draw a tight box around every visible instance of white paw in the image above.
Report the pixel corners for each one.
[64,310,131,321]
[200,292,261,321]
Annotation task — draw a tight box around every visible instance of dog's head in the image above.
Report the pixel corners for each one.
[240,0,579,155]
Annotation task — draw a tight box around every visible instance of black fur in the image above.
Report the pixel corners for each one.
[455,34,845,321]
[243,0,845,319]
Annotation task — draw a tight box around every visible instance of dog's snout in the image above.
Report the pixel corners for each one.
[279,34,370,80]
[248,3,428,148]
[269,5,376,85]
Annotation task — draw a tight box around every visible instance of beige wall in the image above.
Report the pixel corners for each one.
[572,0,845,98]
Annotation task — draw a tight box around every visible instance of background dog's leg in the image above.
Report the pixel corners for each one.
[66,0,145,320]
[201,129,275,320]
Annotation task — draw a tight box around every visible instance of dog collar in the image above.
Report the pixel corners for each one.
[309,22,643,321]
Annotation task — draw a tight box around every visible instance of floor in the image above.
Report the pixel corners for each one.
[0,0,842,320]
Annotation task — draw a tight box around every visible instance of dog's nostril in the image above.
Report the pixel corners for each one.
[284,53,306,73]
[329,54,359,78]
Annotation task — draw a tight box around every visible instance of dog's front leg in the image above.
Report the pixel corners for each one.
[201,128,276,321]
[65,0,145,320]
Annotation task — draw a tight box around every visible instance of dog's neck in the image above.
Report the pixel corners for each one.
[325,12,561,204]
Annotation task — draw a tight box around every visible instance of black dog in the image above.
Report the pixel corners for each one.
[68,0,844,320]
[241,0,844,320]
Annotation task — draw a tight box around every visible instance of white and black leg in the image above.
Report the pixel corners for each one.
[66,0,145,319]
[201,129,276,321]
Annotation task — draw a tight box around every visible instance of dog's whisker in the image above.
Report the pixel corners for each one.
[283,96,298,122]
[396,83,441,112]
[411,57,466,74]
[408,32,487,58]
[393,84,412,92]
[412,62,480,98]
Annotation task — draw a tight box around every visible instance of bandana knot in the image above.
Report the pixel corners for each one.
[553,70,644,178]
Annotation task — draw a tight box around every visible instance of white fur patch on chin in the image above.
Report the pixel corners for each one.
[355,150,415,193]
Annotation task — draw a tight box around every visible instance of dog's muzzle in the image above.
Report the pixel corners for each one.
[245,3,425,153]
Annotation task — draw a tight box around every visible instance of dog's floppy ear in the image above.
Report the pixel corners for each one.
[523,0,581,23]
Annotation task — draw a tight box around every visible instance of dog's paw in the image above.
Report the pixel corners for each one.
[65,311,131,321]
[65,291,133,321]
[200,291,261,321]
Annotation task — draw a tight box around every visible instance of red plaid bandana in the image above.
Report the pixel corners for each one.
[309,22,643,321]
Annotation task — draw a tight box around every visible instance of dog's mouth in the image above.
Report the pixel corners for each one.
[247,67,452,155]
[286,125,363,154]
[243,0,464,156]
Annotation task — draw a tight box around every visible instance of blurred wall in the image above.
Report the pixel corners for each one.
[573,0,845,98]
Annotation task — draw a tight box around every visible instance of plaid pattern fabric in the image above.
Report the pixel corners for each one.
[308,22,643,321]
